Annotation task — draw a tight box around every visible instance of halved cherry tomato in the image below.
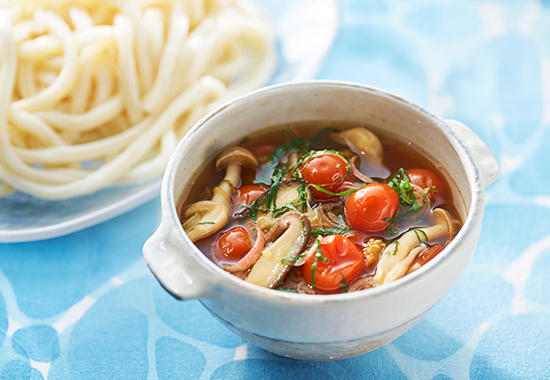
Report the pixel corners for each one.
[299,153,353,200]
[214,226,252,262]
[345,183,399,233]
[234,185,266,209]
[406,168,448,203]
[302,235,364,293]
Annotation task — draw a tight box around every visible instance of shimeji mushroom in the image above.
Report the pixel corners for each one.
[374,208,460,285]
[331,127,387,178]
[182,147,258,242]
[246,212,311,288]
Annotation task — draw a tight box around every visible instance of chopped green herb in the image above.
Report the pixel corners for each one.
[317,254,329,263]
[197,222,215,225]
[240,192,267,222]
[418,229,428,241]
[339,271,349,293]
[248,132,353,221]
[311,226,351,236]
[413,228,428,243]
[392,240,400,255]
[385,222,404,236]
[309,184,357,197]
[311,259,319,288]
[267,128,335,168]
[311,238,328,289]
[277,287,297,293]
[387,168,419,209]
[265,175,282,211]
[263,129,336,210]
[281,254,305,264]
[273,203,300,218]
[413,229,422,243]
[272,181,310,218]
[292,149,355,198]
[384,168,431,234]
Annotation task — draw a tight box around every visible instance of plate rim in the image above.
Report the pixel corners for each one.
[0,0,340,243]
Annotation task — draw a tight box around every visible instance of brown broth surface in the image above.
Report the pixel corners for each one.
[181,122,462,294]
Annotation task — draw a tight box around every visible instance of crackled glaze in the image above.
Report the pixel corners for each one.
[143,81,498,360]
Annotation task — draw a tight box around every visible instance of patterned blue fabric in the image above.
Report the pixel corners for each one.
[1,0,550,378]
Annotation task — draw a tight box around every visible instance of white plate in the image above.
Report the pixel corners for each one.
[0,0,339,243]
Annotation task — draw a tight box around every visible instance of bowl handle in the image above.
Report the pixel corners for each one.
[143,223,209,300]
[445,119,500,188]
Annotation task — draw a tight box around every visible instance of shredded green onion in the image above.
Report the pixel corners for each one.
[311,226,351,236]
[339,271,349,293]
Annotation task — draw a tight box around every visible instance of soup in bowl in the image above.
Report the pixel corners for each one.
[181,123,462,294]
[143,81,499,360]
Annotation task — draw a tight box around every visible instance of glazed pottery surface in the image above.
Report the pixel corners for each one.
[143,81,499,361]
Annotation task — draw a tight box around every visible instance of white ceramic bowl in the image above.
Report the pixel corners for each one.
[143,81,499,361]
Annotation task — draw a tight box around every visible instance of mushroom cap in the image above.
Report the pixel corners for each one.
[216,147,259,171]
[246,212,312,288]
[330,127,384,161]
[431,208,460,236]
[265,212,311,244]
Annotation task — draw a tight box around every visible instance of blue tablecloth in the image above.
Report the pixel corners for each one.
[2,0,550,379]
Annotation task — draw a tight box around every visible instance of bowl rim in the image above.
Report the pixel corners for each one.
[161,80,484,305]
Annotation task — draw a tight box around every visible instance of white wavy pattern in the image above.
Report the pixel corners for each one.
[1,0,550,379]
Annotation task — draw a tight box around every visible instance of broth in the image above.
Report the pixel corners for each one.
[180,122,462,294]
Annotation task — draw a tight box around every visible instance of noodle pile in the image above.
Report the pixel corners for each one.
[0,0,275,199]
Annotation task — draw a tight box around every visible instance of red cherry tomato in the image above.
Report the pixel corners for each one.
[249,144,275,159]
[214,226,252,262]
[302,235,364,293]
[345,183,399,233]
[406,168,448,202]
[299,153,353,200]
[234,185,266,208]
[412,244,444,268]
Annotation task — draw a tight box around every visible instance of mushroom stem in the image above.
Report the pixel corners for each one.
[216,162,241,197]
[374,208,460,285]
[182,147,258,242]
[284,152,300,180]
[211,222,266,273]
[246,213,311,288]
[182,196,231,243]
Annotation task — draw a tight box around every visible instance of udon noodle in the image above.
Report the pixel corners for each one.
[0,0,275,199]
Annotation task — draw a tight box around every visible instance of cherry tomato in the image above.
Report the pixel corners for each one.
[302,235,364,293]
[214,226,252,262]
[249,144,275,161]
[406,168,448,202]
[234,185,266,208]
[299,153,353,200]
[412,244,444,268]
[345,183,399,233]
